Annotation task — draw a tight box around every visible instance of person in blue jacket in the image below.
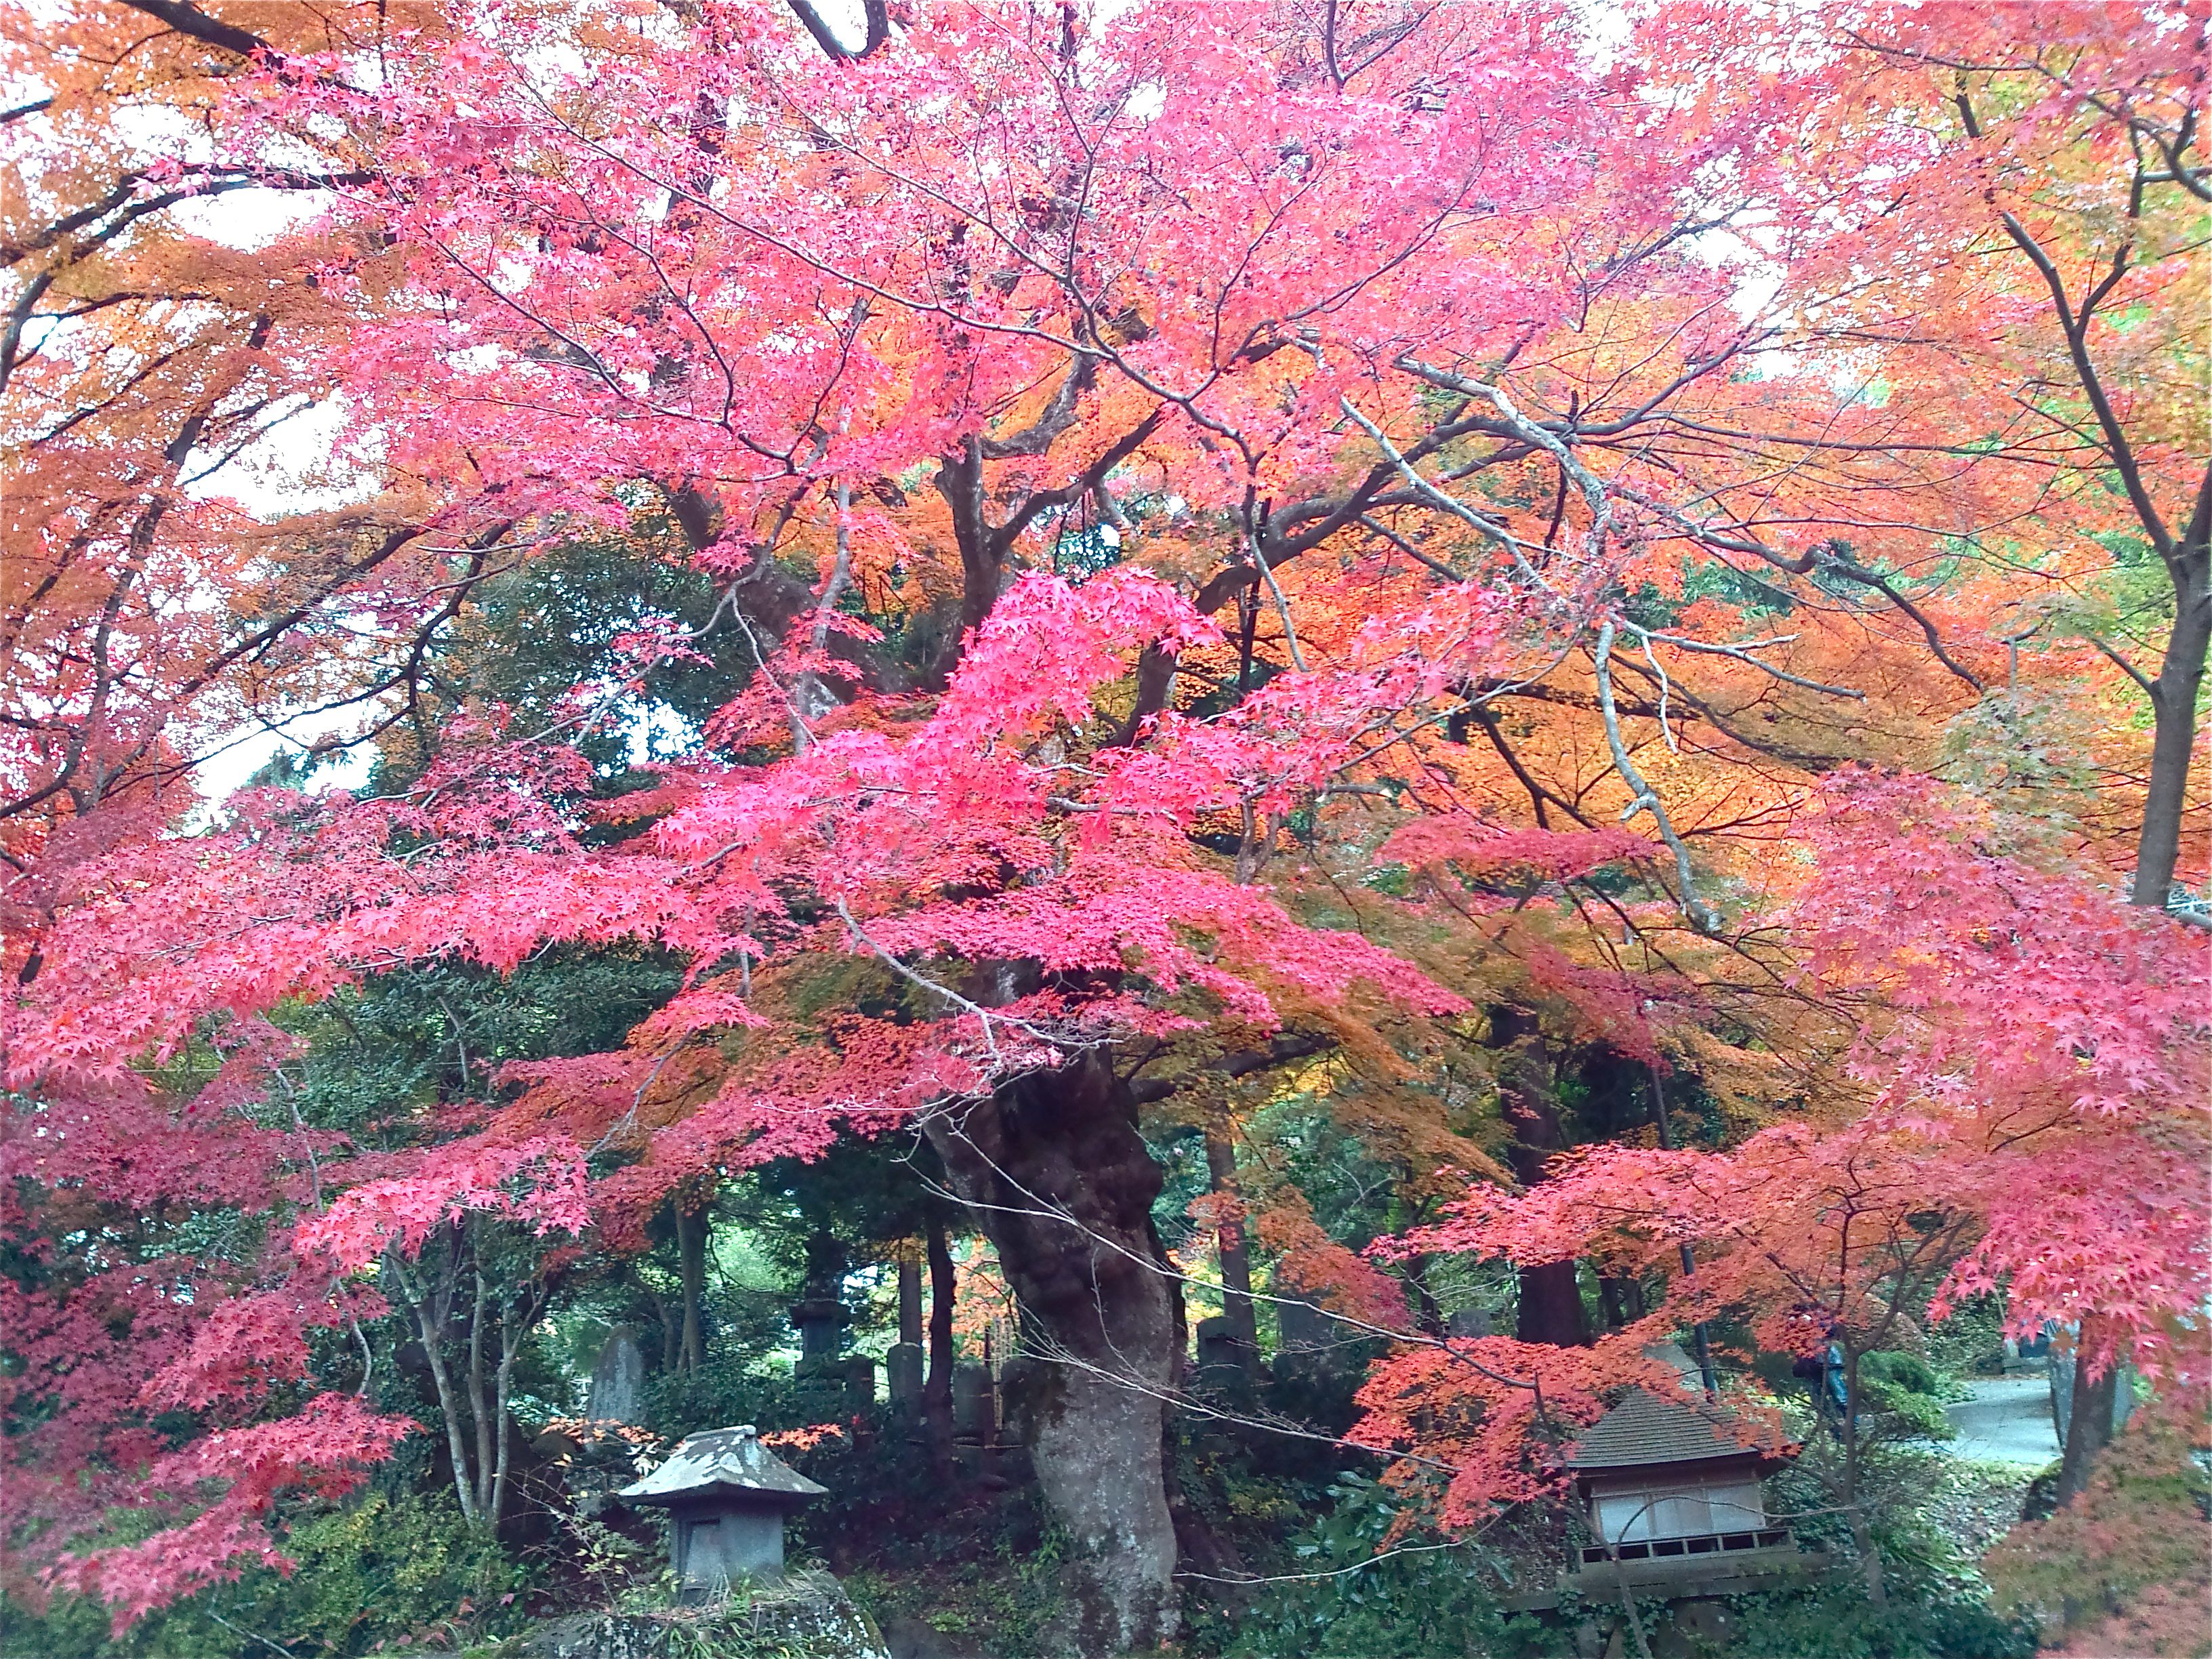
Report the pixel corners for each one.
[1788,1310,1849,1419]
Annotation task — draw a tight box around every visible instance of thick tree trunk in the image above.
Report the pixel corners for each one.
[937,438,1007,647]
[1516,1261,1589,1347]
[922,1050,1181,1656]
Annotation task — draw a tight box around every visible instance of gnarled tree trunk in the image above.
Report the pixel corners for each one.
[922,1050,1181,1656]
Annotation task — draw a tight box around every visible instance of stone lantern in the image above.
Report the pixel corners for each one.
[617,1425,827,1596]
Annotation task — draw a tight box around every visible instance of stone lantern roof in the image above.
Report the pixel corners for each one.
[618,1425,828,1508]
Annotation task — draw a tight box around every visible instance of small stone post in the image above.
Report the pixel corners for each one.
[887,1244,926,1412]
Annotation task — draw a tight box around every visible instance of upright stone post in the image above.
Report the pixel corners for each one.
[951,1363,996,1441]
[886,1344,925,1410]
[1195,1315,1254,1410]
[887,1244,926,1413]
[791,1297,846,1372]
[841,1354,880,1412]
[791,1231,848,1378]
[588,1326,647,1423]
[897,1248,925,1347]
[1273,1294,1334,1373]
[951,1361,996,1479]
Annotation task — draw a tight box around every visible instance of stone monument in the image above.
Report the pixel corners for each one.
[586,1326,645,1424]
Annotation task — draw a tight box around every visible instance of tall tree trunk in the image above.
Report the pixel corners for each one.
[676,1195,707,1376]
[922,1050,1181,1656]
[1492,1009,1589,1348]
[491,1309,520,1525]
[2062,516,2210,1497]
[923,1212,958,1458]
[409,1292,478,1530]
[1925,94,2209,1495]
[1841,1347,1885,1608]
[2135,523,2209,909]
[2055,1315,2123,1507]
[898,1251,925,1348]
[468,1266,493,1516]
[1202,1128,1258,1374]
[657,1288,680,1375]
[396,1235,478,1525]
[415,1311,478,1525]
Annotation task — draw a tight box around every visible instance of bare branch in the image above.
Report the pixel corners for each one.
[1595,619,1721,934]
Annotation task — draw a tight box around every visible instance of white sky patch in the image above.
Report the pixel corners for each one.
[804,0,874,52]
[171,184,329,252]
[626,701,701,766]
[184,393,377,518]
[179,384,378,808]
[188,708,379,825]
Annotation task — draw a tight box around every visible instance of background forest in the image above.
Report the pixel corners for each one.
[1,2,2207,1657]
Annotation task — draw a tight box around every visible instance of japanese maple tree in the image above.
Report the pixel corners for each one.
[3,1,2205,1652]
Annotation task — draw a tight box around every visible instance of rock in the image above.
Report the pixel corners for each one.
[513,1570,890,1659]
[879,1614,996,1659]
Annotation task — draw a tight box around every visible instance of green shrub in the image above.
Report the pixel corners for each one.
[1859,1351,1957,1441]
[0,1493,525,1659]
[1700,1582,2038,1659]
[1211,1475,1566,1659]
